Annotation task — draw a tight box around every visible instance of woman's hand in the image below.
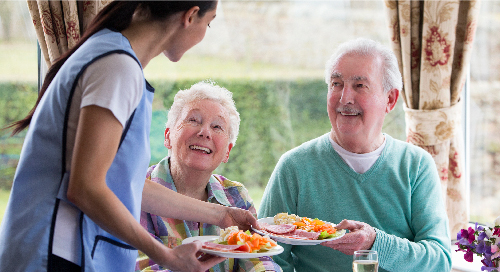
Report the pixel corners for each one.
[143,181,259,231]
[217,206,260,231]
[320,219,376,255]
[157,240,226,272]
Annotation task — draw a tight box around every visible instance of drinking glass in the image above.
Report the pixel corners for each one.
[352,250,378,272]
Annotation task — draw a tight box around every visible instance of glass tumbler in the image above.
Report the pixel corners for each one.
[352,250,378,272]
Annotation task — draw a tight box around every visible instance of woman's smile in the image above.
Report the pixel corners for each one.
[189,144,212,154]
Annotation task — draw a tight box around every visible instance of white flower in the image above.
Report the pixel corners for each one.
[485,228,495,239]
[485,216,500,240]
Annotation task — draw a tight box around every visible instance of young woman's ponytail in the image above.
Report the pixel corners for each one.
[7,1,139,135]
[6,1,216,135]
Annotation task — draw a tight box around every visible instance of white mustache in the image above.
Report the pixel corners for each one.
[336,106,362,115]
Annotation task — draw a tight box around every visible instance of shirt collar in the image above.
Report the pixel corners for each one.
[162,157,232,207]
[206,175,232,207]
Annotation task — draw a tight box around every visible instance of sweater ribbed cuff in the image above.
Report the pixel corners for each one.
[371,228,398,271]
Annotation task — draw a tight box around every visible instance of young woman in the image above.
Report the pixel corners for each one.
[0,2,257,272]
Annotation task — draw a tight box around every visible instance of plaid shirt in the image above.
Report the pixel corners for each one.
[135,157,282,272]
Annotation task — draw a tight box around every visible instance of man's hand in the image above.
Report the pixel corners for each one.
[217,207,260,231]
[320,219,376,255]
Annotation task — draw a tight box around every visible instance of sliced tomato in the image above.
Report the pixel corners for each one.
[236,242,252,253]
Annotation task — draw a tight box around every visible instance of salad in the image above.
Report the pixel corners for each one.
[207,226,279,253]
[277,213,340,240]
[262,212,342,240]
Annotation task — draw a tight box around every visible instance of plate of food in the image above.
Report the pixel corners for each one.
[252,213,346,245]
[182,226,284,258]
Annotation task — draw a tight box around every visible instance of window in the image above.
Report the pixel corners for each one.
[143,1,404,205]
[0,2,498,271]
[0,1,38,222]
[468,1,500,226]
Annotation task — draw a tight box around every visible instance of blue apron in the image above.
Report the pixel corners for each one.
[0,29,154,272]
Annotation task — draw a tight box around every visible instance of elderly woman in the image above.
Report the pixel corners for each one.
[136,81,282,272]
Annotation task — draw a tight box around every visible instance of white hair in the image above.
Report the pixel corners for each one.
[166,80,240,146]
[324,38,403,93]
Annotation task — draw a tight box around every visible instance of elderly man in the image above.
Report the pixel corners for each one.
[258,38,451,272]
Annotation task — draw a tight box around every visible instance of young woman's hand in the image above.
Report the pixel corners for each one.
[217,206,260,231]
[142,180,260,231]
[157,240,226,272]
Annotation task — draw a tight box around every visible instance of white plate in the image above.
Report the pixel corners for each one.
[182,235,284,258]
[252,217,346,245]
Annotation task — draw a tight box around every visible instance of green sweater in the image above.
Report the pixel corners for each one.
[258,133,451,272]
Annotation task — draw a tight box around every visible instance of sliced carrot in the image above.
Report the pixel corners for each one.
[293,222,306,227]
[251,233,261,240]
[312,219,324,225]
[224,229,277,252]
[251,237,260,248]
[227,232,238,245]
[293,217,338,235]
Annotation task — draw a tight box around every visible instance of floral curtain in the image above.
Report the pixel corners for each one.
[27,0,111,68]
[384,0,480,236]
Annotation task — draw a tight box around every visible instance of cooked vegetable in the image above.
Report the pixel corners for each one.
[274,213,341,240]
[216,227,278,253]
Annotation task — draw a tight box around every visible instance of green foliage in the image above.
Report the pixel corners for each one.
[0,82,37,190]
[0,80,406,192]
[149,78,406,188]
[0,188,11,224]
[0,82,38,130]
[149,79,333,188]
[150,109,168,163]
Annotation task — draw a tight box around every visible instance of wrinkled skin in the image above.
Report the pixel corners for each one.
[320,219,376,255]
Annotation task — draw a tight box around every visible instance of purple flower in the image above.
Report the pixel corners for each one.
[481,266,498,272]
[458,227,476,245]
[457,224,500,271]
[479,231,488,241]
[480,257,497,271]
[477,242,487,254]
[476,223,485,232]
[477,241,493,255]
[480,251,499,271]
[464,248,474,262]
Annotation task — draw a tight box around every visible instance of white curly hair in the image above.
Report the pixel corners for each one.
[166,80,240,146]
